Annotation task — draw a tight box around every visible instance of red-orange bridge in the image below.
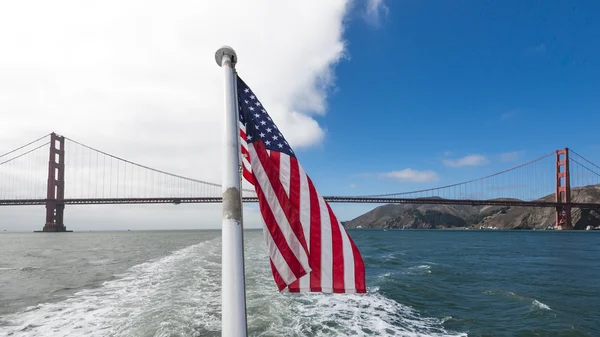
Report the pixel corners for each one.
[2,133,600,231]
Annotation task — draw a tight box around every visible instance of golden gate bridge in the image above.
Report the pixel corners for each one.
[2,133,600,231]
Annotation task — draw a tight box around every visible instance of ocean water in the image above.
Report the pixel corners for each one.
[0,229,599,336]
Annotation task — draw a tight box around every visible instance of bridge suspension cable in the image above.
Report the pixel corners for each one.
[0,135,50,199]
[3,133,600,205]
[0,133,51,159]
[62,136,256,199]
[569,150,600,190]
[0,133,258,201]
[355,151,557,201]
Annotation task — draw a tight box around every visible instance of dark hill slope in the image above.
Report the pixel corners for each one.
[343,185,600,230]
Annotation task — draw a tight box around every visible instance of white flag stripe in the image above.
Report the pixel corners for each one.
[340,222,356,291]
[317,196,333,291]
[298,164,312,238]
[242,156,252,172]
[279,155,311,292]
[249,144,311,274]
[298,164,311,291]
[237,75,366,294]
[263,226,297,285]
[239,121,252,174]
[279,153,291,197]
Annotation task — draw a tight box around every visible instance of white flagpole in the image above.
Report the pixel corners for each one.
[215,46,248,337]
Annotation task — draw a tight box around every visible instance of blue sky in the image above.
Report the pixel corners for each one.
[295,0,600,201]
[2,0,600,230]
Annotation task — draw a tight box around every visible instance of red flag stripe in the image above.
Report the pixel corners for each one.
[307,178,322,292]
[240,131,366,293]
[277,152,291,197]
[348,234,367,293]
[255,183,309,281]
[269,259,287,291]
[333,205,357,292]
[237,75,366,294]
[239,121,254,185]
[251,142,309,254]
[296,163,312,291]
[327,203,346,293]
[277,156,305,292]
[263,223,305,286]
[248,143,311,275]
[316,193,333,292]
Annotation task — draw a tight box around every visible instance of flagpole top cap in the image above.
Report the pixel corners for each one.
[215,46,237,67]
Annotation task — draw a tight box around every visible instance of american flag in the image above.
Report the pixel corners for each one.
[237,75,366,294]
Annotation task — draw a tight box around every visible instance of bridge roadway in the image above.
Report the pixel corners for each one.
[1,197,600,209]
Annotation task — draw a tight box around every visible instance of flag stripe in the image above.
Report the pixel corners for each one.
[255,183,308,281]
[262,218,295,290]
[279,153,291,197]
[328,204,345,293]
[289,158,306,292]
[269,259,287,291]
[277,153,300,291]
[237,75,366,294]
[252,143,309,254]
[329,212,346,293]
[348,234,367,293]
[250,144,310,279]
[264,228,298,286]
[239,122,254,185]
[292,163,315,292]
[335,207,357,292]
[317,193,333,292]
[306,178,322,291]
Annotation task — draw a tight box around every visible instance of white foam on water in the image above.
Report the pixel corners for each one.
[243,235,465,337]
[246,289,467,337]
[378,272,392,279]
[483,289,552,312]
[403,264,432,275]
[532,299,551,311]
[1,234,466,337]
[0,238,222,337]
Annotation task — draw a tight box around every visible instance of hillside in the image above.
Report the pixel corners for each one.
[477,185,600,230]
[343,185,600,230]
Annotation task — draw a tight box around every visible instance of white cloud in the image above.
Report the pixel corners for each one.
[0,0,355,230]
[380,169,439,183]
[443,154,489,168]
[364,0,389,26]
[499,151,524,162]
[349,183,357,189]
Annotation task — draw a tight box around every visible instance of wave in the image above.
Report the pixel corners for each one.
[483,289,552,312]
[1,235,465,337]
[531,299,551,311]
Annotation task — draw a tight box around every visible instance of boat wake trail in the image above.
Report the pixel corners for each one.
[1,233,465,337]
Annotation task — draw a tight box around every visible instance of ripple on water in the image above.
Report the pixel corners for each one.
[531,299,551,311]
[0,236,466,337]
[483,289,553,313]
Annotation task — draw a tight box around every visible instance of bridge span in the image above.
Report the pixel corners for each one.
[2,133,600,231]
[1,197,600,210]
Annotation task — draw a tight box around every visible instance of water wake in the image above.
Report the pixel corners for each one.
[1,234,465,337]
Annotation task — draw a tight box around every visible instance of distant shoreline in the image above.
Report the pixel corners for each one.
[347,227,600,232]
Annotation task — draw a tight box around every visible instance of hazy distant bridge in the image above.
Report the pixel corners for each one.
[2,133,600,231]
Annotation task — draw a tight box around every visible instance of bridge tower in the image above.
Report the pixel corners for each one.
[555,148,572,230]
[42,133,68,232]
